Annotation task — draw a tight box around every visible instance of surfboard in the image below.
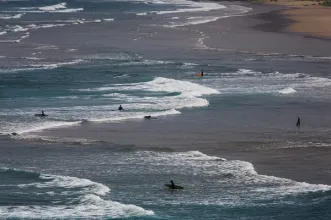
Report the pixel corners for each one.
[164,184,184,190]
[34,114,48,117]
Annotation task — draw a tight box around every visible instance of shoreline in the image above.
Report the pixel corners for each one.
[260,0,331,39]
[202,2,331,56]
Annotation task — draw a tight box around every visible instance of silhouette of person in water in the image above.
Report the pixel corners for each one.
[296,116,300,129]
[170,180,175,189]
[118,105,124,111]
[41,111,45,116]
[201,69,204,76]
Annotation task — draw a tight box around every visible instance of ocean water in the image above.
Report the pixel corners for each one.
[1,0,331,219]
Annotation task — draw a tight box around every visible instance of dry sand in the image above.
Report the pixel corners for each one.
[265,0,331,38]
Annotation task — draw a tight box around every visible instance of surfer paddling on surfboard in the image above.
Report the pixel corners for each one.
[34,110,48,117]
[164,180,183,191]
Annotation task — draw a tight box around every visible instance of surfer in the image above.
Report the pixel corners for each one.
[170,180,175,189]
[200,69,204,76]
[296,116,300,129]
[35,111,47,117]
[144,115,151,119]
[118,105,124,111]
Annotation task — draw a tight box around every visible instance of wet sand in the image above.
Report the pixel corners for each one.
[202,3,331,56]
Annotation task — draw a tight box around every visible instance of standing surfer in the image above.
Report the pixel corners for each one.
[296,116,300,129]
[170,180,175,189]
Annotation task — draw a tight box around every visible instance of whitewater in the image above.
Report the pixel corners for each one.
[2,0,331,220]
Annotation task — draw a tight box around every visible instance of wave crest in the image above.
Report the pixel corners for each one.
[0,167,154,219]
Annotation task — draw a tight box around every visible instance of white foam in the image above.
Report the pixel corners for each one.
[35,44,58,50]
[117,59,173,66]
[103,18,114,22]
[89,109,181,123]
[21,173,109,195]
[15,134,95,145]
[181,62,198,69]
[278,87,297,94]
[31,24,66,29]
[38,2,67,11]
[23,57,44,60]
[29,59,84,70]
[0,31,7,36]
[167,16,223,27]
[55,8,84,13]
[11,25,28,32]
[82,77,218,95]
[114,74,129,79]
[135,150,331,202]
[3,171,154,219]
[2,32,31,43]
[0,200,154,219]
[142,77,219,97]
[137,12,148,16]
[150,0,226,14]
[54,95,80,100]
[16,77,206,129]
[0,59,83,74]
[13,121,80,135]
[16,2,83,13]
[198,69,331,97]
[0,13,24,20]
[85,52,138,61]
[178,151,226,161]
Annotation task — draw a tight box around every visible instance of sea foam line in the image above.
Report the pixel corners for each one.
[0,168,154,219]
[14,2,83,13]
[0,13,25,20]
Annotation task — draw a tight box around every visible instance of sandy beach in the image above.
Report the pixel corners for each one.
[265,0,331,38]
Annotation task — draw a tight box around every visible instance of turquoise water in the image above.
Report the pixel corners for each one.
[1,0,331,219]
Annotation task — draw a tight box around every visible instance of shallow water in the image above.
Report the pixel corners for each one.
[1,0,331,219]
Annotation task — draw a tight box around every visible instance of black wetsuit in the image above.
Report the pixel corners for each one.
[170,180,175,189]
[296,117,300,127]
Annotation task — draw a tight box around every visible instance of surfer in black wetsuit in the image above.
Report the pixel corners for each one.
[296,116,300,129]
[118,105,124,111]
[41,111,45,117]
[201,69,204,76]
[170,180,175,189]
